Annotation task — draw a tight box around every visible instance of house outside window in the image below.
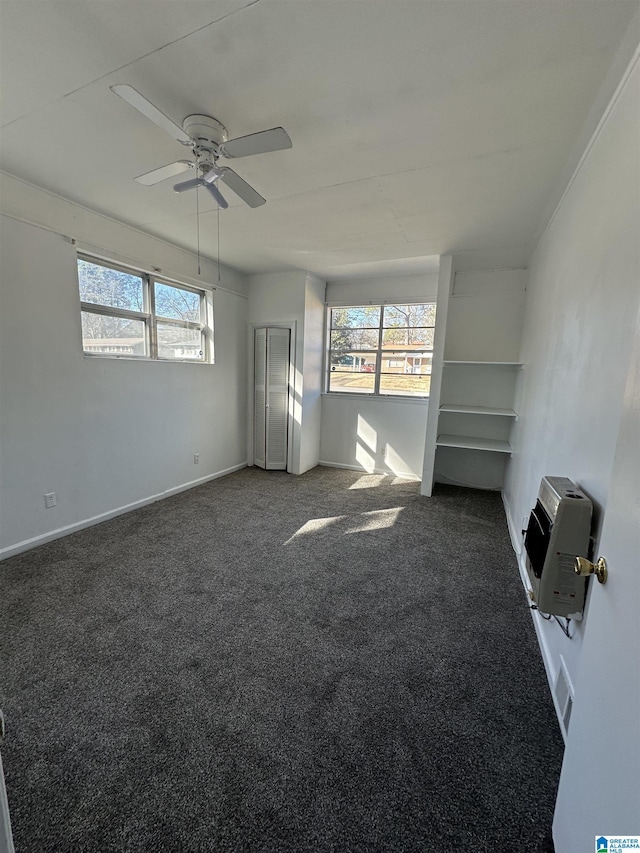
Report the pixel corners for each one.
[77,255,212,362]
[327,303,436,397]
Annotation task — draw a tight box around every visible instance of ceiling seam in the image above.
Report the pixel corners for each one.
[0,0,263,130]
[0,170,242,276]
[61,0,263,99]
[195,142,529,209]
[373,176,410,245]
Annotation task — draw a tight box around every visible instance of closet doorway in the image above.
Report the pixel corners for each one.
[254,327,291,470]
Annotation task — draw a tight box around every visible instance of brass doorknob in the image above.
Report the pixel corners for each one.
[575,556,608,584]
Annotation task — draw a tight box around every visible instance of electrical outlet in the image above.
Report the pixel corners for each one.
[44,492,57,508]
[193,453,200,465]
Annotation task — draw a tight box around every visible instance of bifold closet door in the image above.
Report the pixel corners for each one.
[254,327,290,470]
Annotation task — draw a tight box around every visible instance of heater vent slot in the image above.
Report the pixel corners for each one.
[554,658,574,738]
[563,694,574,732]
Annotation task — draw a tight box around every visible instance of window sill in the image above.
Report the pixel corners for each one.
[322,392,429,404]
[83,354,213,365]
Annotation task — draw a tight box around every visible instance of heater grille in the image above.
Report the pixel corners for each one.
[554,658,574,738]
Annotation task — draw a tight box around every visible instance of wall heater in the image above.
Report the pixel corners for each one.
[524,476,592,620]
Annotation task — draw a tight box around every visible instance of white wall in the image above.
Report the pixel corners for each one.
[421,256,453,494]
[0,183,249,558]
[247,271,306,324]
[320,395,427,479]
[553,299,640,852]
[322,272,438,479]
[0,173,249,295]
[503,50,640,711]
[299,274,326,473]
[325,272,438,305]
[445,269,527,361]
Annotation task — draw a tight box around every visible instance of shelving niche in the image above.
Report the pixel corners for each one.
[432,270,527,490]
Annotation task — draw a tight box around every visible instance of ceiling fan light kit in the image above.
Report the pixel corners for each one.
[172,178,229,209]
[203,165,225,184]
[173,178,204,193]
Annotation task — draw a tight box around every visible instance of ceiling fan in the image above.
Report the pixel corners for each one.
[110,84,292,209]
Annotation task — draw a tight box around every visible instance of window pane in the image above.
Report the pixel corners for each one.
[383,304,436,328]
[157,322,204,360]
[379,373,431,397]
[81,312,146,355]
[330,327,379,349]
[78,259,144,311]
[329,352,377,372]
[380,352,432,374]
[154,282,201,321]
[381,328,434,348]
[328,372,376,394]
[329,352,377,393]
[331,306,380,329]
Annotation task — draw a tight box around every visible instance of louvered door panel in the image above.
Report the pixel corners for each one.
[253,328,267,469]
[265,328,290,470]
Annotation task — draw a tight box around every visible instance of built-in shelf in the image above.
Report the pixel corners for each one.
[439,403,517,417]
[443,360,522,366]
[436,434,512,453]
[425,268,527,492]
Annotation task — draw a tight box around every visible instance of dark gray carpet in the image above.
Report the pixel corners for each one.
[1,466,561,852]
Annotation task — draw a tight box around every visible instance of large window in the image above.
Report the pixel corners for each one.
[77,256,211,362]
[327,303,436,397]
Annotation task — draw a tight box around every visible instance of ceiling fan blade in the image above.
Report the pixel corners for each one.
[220,127,292,159]
[135,161,193,186]
[205,183,229,209]
[110,84,192,145]
[173,178,204,193]
[220,169,266,208]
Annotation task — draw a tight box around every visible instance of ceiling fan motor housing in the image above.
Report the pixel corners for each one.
[182,115,228,152]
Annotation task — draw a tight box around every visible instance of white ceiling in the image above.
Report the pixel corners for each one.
[0,0,637,279]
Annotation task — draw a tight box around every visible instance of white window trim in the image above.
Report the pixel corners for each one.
[325,301,436,400]
[78,254,213,364]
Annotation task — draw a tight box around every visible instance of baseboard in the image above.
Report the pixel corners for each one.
[0,751,14,853]
[318,460,421,481]
[0,462,247,561]
[502,491,524,558]
[502,492,560,724]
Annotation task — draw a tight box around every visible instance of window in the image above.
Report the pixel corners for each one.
[327,303,436,397]
[77,256,211,362]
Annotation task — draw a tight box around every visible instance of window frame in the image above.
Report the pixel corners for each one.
[77,254,212,363]
[151,277,208,361]
[325,302,436,399]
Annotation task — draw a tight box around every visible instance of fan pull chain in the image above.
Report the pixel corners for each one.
[195,182,201,276]
[217,203,221,282]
